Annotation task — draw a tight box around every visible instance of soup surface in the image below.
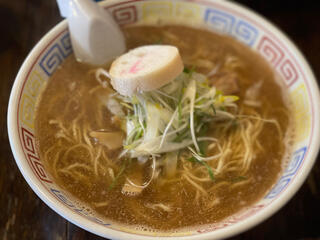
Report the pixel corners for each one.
[35,25,293,232]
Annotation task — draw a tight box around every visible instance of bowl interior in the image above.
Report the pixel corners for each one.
[8,0,320,239]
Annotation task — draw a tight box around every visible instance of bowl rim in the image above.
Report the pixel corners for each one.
[7,0,320,239]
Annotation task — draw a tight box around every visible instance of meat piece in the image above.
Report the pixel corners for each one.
[243,80,263,107]
[121,181,143,196]
[121,167,143,196]
[210,72,239,95]
[89,131,124,150]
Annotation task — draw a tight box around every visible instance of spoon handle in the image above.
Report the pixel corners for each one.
[56,0,126,65]
[56,0,69,17]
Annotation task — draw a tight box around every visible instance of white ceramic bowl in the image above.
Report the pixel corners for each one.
[7,0,320,239]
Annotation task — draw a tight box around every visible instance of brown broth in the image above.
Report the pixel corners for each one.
[35,25,293,232]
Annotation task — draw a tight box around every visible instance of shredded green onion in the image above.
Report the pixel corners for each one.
[108,158,130,190]
[187,156,215,181]
[112,70,239,180]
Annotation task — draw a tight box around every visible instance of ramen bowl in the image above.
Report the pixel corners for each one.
[7,0,320,239]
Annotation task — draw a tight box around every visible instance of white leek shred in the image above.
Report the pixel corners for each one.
[144,102,161,141]
[185,79,200,153]
[164,151,178,178]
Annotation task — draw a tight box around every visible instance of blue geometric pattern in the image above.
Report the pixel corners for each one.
[50,188,111,226]
[204,9,235,34]
[264,178,291,200]
[39,32,72,76]
[51,188,75,207]
[60,33,72,57]
[234,20,258,46]
[204,8,259,47]
[265,146,307,199]
[283,146,306,178]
